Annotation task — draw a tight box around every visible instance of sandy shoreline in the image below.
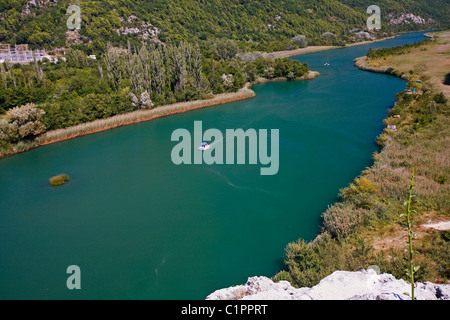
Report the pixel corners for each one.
[272,46,337,58]
[272,35,399,58]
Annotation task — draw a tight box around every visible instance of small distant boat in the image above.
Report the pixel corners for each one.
[198,142,210,150]
[324,62,330,66]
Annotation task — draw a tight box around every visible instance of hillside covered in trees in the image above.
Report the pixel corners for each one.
[1,0,448,53]
[337,0,449,31]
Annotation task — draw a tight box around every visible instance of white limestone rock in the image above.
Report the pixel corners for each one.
[206,269,450,300]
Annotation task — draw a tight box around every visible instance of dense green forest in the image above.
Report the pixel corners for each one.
[0,0,367,52]
[1,0,447,54]
[337,0,449,31]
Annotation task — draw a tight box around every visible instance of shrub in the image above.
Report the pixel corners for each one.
[0,139,12,155]
[0,103,46,142]
[284,239,323,287]
[442,231,450,242]
[376,132,390,147]
[433,92,448,104]
[322,202,372,239]
[282,234,358,288]
[340,177,379,200]
[435,174,447,184]
[291,35,308,48]
[373,201,390,222]
[49,174,70,186]
[383,117,399,126]
[372,151,381,162]
[272,270,290,283]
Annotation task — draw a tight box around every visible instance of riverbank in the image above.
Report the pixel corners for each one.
[355,30,450,96]
[0,71,322,158]
[272,30,450,291]
[37,85,256,146]
[352,29,450,247]
[0,85,255,158]
[272,35,399,58]
[0,34,400,159]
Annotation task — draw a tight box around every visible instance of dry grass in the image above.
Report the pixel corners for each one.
[369,116,450,198]
[364,112,450,257]
[301,30,450,284]
[36,86,255,146]
[363,30,450,96]
[2,73,320,158]
[0,85,255,158]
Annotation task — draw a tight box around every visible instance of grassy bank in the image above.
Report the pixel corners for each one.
[0,84,256,158]
[0,33,403,159]
[276,30,450,287]
[36,71,322,145]
[0,70,323,158]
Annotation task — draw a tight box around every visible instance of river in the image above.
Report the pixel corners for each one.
[0,31,428,299]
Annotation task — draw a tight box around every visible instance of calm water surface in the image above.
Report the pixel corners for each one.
[0,32,428,299]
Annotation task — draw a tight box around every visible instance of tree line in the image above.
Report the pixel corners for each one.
[0,39,309,153]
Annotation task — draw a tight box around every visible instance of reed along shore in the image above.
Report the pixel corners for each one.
[1,70,323,158]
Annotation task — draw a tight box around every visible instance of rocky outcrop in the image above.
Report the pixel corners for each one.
[206,269,450,300]
[387,13,434,26]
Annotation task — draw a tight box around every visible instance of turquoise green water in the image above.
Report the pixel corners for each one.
[0,32,427,299]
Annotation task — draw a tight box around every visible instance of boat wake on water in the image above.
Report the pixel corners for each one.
[207,168,272,194]
[154,255,169,287]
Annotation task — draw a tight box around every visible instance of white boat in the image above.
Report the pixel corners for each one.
[198,142,210,150]
[324,62,330,66]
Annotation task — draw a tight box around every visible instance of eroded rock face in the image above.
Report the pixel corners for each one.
[206,269,450,300]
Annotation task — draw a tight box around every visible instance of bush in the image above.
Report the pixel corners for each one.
[433,92,448,104]
[338,177,379,209]
[291,35,307,48]
[435,174,447,184]
[0,139,12,155]
[283,239,323,287]
[0,103,46,143]
[281,234,359,288]
[340,177,379,200]
[322,202,372,239]
[49,174,70,186]
[376,132,390,147]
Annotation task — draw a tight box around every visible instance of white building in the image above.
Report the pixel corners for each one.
[0,44,47,64]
